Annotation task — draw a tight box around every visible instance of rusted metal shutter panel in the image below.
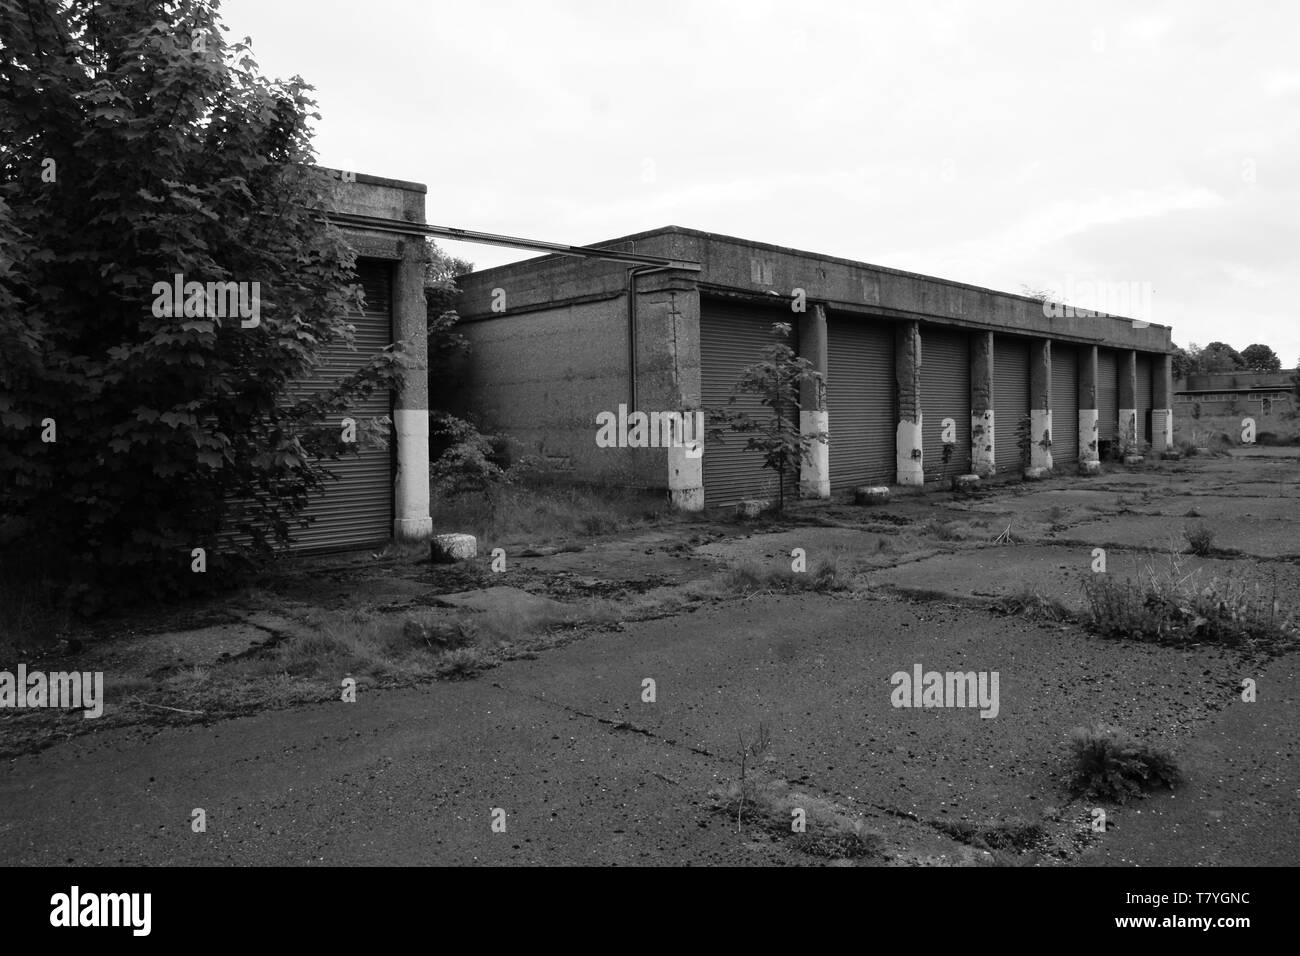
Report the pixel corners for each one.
[993,338,1030,473]
[827,316,895,490]
[288,260,394,552]
[1050,344,1079,464]
[1136,355,1153,444]
[1096,349,1119,441]
[700,302,795,507]
[920,329,970,479]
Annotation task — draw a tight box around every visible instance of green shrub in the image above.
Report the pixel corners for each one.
[1067,724,1182,803]
[1183,524,1215,556]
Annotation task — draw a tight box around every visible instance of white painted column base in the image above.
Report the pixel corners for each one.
[800,409,831,498]
[393,408,432,541]
[972,410,994,476]
[668,442,704,511]
[1119,409,1138,449]
[1151,408,1173,453]
[896,416,923,486]
[1079,408,1099,464]
[1030,409,1053,471]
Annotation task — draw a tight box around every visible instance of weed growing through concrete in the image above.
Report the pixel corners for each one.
[1183,524,1215,556]
[1080,552,1295,650]
[710,724,882,860]
[922,518,962,541]
[994,588,1073,623]
[1067,724,1182,803]
[717,557,856,595]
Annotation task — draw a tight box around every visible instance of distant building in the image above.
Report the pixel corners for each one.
[1174,370,1296,416]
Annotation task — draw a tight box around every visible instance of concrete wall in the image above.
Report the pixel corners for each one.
[453,268,698,490]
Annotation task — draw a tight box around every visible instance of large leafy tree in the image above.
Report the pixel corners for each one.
[1240,343,1281,373]
[0,0,407,607]
[1199,341,1245,373]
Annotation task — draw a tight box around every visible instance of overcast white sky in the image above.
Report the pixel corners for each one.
[223,0,1299,361]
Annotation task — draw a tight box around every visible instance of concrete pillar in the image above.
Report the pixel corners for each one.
[667,287,703,510]
[393,238,433,542]
[970,331,994,476]
[1078,345,1100,472]
[895,321,923,486]
[798,304,830,498]
[1029,339,1053,472]
[1151,352,1174,453]
[1118,349,1138,451]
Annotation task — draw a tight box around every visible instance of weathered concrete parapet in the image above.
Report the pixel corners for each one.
[798,303,830,499]
[970,332,995,476]
[1078,345,1100,470]
[393,236,433,542]
[895,321,923,486]
[1151,352,1174,453]
[1118,349,1138,450]
[1029,339,1053,473]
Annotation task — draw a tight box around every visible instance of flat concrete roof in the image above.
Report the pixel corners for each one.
[461,224,1171,334]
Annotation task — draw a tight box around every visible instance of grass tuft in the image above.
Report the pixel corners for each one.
[1067,724,1182,803]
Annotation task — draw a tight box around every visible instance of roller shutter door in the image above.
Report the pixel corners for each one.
[700,301,794,506]
[827,316,895,490]
[289,261,395,552]
[993,337,1030,474]
[1136,355,1153,444]
[1050,344,1079,464]
[919,329,970,480]
[1097,349,1119,442]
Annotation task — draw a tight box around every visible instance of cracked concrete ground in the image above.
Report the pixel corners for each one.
[1,453,1297,866]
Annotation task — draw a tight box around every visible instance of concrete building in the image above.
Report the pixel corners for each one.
[451,226,1174,508]
[282,170,432,551]
[1175,370,1296,417]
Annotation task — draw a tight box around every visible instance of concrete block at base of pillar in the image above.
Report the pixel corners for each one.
[854,486,891,506]
[432,533,477,563]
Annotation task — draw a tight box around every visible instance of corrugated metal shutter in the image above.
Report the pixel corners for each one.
[700,300,795,506]
[920,328,970,479]
[993,337,1030,474]
[288,260,395,551]
[1136,354,1153,444]
[1097,349,1119,441]
[827,315,895,490]
[1050,343,1079,464]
